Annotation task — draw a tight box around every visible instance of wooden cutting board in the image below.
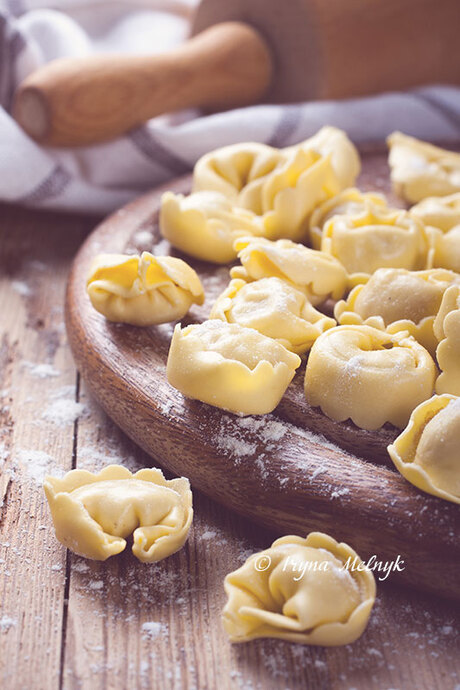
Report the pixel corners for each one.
[65,147,460,601]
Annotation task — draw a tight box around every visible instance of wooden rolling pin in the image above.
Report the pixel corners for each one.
[13,0,460,147]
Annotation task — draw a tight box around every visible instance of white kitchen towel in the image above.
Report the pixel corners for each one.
[1,0,460,215]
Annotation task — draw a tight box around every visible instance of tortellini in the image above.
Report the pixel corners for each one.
[166,319,301,415]
[210,277,335,355]
[86,252,204,326]
[388,395,460,505]
[334,268,460,355]
[434,285,460,396]
[44,465,193,562]
[410,193,460,273]
[309,188,387,250]
[193,127,360,243]
[321,206,429,279]
[387,132,460,203]
[410,192,460,231]
[222,532,376,645]
[159,191,263,264]
[230,237,348,305]
[304,325,436,430]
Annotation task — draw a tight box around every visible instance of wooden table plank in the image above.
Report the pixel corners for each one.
[0,203,459,690]
[0,204,96,689]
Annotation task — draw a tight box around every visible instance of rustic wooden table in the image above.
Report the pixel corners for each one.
[0,202,459,690]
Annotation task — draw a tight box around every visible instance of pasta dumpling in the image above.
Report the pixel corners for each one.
[86,252,204,325]
[387,132,460,203]
[434,285,460,396]
[231,237,348,305]
[321,206,429,279]
[410,192,460,231]
[309,188,387,250]
[166,320,301,415]
[159,191,263,264]
[388,395,460,504]
[222,532,376,645]
[426,225,460,273]
[44,465,193,562]
[334,268,460,355]
[193,127,360,243]
[210,277,335,355]
[304,325,436,430]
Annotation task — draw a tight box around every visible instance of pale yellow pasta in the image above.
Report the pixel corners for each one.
[309,188,387,250]
[387,132,460,203]
[321,205,429,280]
[210,277,335,354]
[166,320,301,416]
[410,192,460,231]
[304,325,436,430]
[334,268,460,355]
[192,127,360,243]
[222,532,376,645]
[388,395,460,504]
[231,237,348,305]
[159,191,263,264]
[44,465,193,562]
[426,225,460,273]
[434,285,460,396]
[86,252,204,325]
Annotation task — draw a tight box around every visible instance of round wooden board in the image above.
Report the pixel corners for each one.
[65,148,460,600]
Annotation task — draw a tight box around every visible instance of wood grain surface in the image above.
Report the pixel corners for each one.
[0,202,459,689]
[65,149,460,601]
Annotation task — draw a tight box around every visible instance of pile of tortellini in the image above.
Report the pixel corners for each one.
[86,127,460,507]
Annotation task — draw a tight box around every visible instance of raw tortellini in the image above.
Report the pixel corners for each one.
[388,395,460,504]
[44,465,193,562]
[166,319,301,415]
[334,268,460,355]
[434,285,460,396]
[159,191,262,264]
[309,188,387,250]
[231,237,348,305]
[193,127,360,243]
[304,325,436,430]
[86,252,204,326]
[222,532,376,645]
[411,193,460,273]
[210,277,335,355]
[387,132,460,203]
[321,205,429,279]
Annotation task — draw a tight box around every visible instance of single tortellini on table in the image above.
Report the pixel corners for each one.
[334,268,460,355]
[159,191,263,264]
[210,277,336,355]
[222,532,376,645]
[166,319,301,416]
[304,325,436,430]
[193,127,360,243]
[309,187,387,250]
[387,132,460,203]
[388,395,460,505]
[44,465,193,562]
[86,251,204,326]
[321,205,429,280]
[434,285,460,396]
[231,237,348,305]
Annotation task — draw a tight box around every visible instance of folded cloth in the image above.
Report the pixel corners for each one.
[1,0,460,214]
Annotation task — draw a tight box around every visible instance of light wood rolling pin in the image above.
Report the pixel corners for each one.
[13,0,460,147]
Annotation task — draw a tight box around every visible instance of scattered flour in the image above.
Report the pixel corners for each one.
[22,361,60,379]
[11,280,31,297]
[0,616,16,633]
[42,399,85,426]
[141,621,168,640]
[16,449,58,485]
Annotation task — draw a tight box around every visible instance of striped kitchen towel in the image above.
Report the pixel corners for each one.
[1,0,460,215]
